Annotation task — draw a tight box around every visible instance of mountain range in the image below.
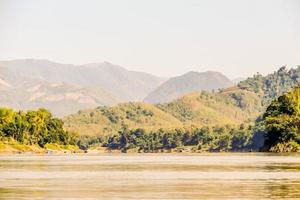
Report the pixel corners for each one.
[0,59,233,116]
[1,59,299,138]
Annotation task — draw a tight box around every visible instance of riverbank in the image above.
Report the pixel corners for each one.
[0,142,243,155]
[0,139,260,155]
[0,140,82,155]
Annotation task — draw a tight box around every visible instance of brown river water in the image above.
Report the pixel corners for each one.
[0,153,300,199]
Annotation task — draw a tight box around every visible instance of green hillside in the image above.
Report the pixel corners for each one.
[158,89,261,125]
[64,102,183,135]
[64,88,261,136]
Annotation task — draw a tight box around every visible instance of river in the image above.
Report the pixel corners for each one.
[0,153,300,199]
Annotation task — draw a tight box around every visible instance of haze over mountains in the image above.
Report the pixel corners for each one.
[144,71,233,103]
[0,59,235,116]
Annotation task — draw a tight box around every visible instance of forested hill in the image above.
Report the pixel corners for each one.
[238,66,300,106]
[64,66,300,136]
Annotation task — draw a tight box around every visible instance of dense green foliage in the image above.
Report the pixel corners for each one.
[259,85,300,152]
[0,108,78,148]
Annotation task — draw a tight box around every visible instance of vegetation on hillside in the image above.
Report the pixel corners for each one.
[64,102,183,135]
[238,66,300,106]
[159,90,261,125]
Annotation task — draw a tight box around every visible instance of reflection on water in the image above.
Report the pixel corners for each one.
[0,153,300,199]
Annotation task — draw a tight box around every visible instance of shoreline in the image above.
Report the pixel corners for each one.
[1,141,298,155]
[0,148,286,156]
[1,152,298,157]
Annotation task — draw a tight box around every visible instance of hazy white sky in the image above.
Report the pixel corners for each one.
[0,0,299,78]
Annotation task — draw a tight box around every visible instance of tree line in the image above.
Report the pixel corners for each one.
[78,124,257,152]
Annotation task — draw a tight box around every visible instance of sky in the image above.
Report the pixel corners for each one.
[0,0,299,79]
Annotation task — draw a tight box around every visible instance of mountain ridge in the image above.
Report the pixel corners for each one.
[144,70,233,104]
[0,59,165,116]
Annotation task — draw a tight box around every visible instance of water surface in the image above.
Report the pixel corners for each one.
[0,153,300,199]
